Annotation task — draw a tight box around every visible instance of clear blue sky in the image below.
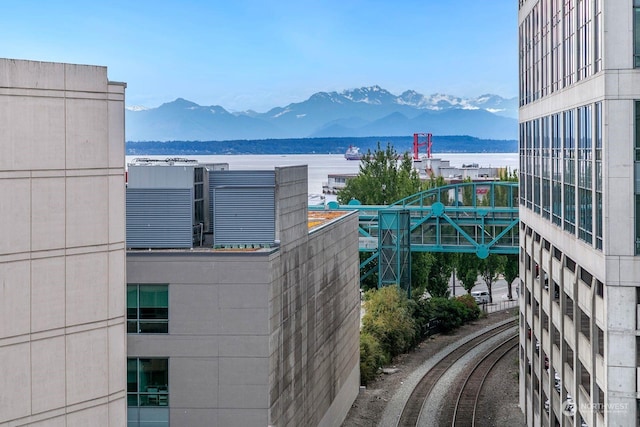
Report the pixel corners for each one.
[1,0,518,112]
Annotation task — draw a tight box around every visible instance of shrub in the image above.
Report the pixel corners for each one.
[455,294,481,321]
[362,285,416,358]
[410,296,434,341]
[358,287,483,385]
[422,294,481,334]
[427,297,465,332]
[359,331,388,385]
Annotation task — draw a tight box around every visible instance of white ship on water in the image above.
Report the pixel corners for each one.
[323,133,506,197]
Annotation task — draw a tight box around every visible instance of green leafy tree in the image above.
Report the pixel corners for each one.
[425,252,452,298]
[460,177,476,207]
[359,252,378,292]
[337,142,421,205]
[494,167,519,207]
[456,253,481,294]
[423,174,450,205]
[503,254,519,300]
[410,252,431,299]
[337,142,422,290]
[499,167,519,181]
[478,254,506,303]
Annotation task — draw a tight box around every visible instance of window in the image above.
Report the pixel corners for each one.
[576,0,592,80]
[594,0,602,72]
[551,112,563,226]
[128,358,169,407]
[595,102,603,250]
[636,101,640,254]
[128,358,169,427]
[564,110,576,234]
[127,284,168,333]
[596,325,604,356]
[577,105,592,244]
[563,0,576,86]
[635,0,640,67]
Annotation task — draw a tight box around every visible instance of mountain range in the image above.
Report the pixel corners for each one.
[125,86,518,142]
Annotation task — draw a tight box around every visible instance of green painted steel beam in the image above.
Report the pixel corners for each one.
[311,182,520,284]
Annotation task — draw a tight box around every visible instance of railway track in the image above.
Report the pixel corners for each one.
[395,319,517,427]
[450,335,519,427]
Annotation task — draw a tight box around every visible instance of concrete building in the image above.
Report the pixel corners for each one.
[0,59,127,425]
[126,163,360,426]
[518,1,640,426]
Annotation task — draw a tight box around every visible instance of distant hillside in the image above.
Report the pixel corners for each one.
[126,86,518,142]
[126,135,517,156]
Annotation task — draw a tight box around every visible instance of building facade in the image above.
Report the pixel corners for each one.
[126,164,360,426]
[518,1,640,426]
[0,59,127,425]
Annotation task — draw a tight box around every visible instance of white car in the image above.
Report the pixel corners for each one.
[471,290,490,304]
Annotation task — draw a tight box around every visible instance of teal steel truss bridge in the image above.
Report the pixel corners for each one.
[310,182,519,290]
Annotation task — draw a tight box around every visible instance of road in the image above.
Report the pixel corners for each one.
[449,273,519,303]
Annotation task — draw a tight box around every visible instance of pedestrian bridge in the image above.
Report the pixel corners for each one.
[309,181,519,287]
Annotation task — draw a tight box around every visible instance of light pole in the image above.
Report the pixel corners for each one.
[452,267,456,296]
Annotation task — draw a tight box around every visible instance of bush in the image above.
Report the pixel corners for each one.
[410,296,434,341]
[358,286,482,385]
[455,294,481,321]
[427,297,465,332]
[359,332,388,385]
[425,295,480,333]
[362,285,416,358]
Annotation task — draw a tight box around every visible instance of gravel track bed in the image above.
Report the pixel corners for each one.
[341,310,522,427]
[421,328,516,427]
[475,345,525,426]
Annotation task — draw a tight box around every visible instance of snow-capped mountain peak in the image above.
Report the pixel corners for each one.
[340,85,396,105]
[124,86,518,142]
[126,105,149,112]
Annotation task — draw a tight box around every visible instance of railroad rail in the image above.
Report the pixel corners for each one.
[450,334,519,426]
[395,319,517,427]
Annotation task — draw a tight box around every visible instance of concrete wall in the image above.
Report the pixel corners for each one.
[127,251,274,426]
[0,59,126,426]
[127,164,360,426]
[269,165,361,426]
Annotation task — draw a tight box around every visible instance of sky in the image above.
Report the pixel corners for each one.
[1,0,518,113]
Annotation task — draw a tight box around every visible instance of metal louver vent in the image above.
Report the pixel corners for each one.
[209,171,276,246]
[126,188,193,248]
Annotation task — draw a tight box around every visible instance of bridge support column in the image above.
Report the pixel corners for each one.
[378,209,411,296]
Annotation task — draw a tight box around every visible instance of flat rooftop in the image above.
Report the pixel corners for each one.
[127,209,352,253]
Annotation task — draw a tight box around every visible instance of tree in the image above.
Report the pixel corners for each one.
[478,254,506,303]
[337,142,422,291]
[456,253,482,294]
[424,174,450,205]
[425,252,453,298]
[494,167,519,207]
[410,252,431,299]
[503,254,519,300]
[460,176,476,207]
[337,142,421,205]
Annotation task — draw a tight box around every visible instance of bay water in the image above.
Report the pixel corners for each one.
[126,152,519,196]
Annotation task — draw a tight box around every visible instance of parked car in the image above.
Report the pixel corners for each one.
[471,290,490,304]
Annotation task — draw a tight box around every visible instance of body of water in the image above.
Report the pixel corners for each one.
[126,152,519,196]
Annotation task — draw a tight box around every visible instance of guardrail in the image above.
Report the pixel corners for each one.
[479,299,519,313]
